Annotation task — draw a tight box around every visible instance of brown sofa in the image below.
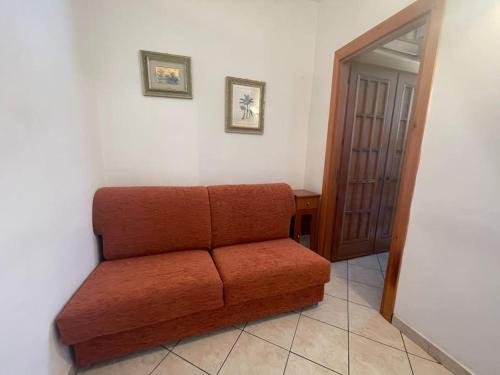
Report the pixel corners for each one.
[56,183,330,366]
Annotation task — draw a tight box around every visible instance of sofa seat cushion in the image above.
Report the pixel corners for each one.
[57,250,223,345]
[212,238,330,305]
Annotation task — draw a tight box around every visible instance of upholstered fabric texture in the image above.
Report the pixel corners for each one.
[212,238,330,305]
[73,285,324,366]
[208,183,295,248]
[93,187,211,260]
[56,250,223,345]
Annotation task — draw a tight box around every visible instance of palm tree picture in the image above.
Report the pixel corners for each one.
[239,94,254,120]
[226,76,265,134]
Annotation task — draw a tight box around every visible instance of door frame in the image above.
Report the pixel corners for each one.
[317,0,445,321]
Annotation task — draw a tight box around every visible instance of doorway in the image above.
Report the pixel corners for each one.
[317,0,444,321]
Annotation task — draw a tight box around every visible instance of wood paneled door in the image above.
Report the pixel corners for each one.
[333,63,416,260]
[374,72,417,252]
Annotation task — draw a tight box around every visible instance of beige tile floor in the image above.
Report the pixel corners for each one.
[77,252,453,375]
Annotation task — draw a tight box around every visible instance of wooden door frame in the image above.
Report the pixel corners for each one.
[317,0,445,321]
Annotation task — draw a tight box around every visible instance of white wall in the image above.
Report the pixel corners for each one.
[74,0,318,188]
[305,1,500,374]
[0,1,103,375]
[395,1,500,374]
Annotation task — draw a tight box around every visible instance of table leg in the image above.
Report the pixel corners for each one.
[293,213,302,242]
[310,211,318,251]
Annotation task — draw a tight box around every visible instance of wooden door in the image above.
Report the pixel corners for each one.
[374,72,417,252]
[333,63,398,260]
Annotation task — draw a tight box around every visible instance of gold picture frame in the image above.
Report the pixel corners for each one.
[225,77,265,134]
[140,50,192,99]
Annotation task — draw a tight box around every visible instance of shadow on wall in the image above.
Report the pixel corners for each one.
[48,323,73,375]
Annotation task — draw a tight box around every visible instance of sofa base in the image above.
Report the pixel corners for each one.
[74,285,324,367]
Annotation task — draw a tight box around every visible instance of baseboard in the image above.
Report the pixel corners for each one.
[392,315,475,375]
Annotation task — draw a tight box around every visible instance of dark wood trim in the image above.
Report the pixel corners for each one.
[317,0,445,321]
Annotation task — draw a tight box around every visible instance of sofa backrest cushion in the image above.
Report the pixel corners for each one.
[208,183,295,248]
[93,187,211,260]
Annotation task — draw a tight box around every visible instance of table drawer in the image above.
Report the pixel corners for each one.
[296,197,318,210]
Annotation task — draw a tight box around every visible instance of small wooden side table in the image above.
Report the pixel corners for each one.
[292,189,320,251]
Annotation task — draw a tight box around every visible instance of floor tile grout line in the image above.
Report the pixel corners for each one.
[332,274,383,289]
[349,296,383,310]
[349,328,408,354]
[348,259,382,272]
[409,352,441,364]
[282,310,302,374]
[342,278,384,290]
[147,349,171,375]
[243,329,291,352]
[301,312,407,354]
[235,310,299,333]
[216,325,244,375]
[169,351,210,375]
[233,311,301,352]
[324,291,382,311]
[376,253,383,274]
[400,345,441,364]
[232,321,249,331]
[324,291,349,301]
[375,252,387,274]
[160,339,179,351]
[237,321,249,332]
[349,264,382,272]
[401,331,415,375]
[348,260,385,272]
[289,351,344,375]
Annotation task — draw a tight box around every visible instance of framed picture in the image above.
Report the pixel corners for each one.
[225,77,265,134]
[140,50,192,99]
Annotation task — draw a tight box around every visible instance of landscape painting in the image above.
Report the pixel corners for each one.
[140,50,192,99]
[155,66,180,85]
